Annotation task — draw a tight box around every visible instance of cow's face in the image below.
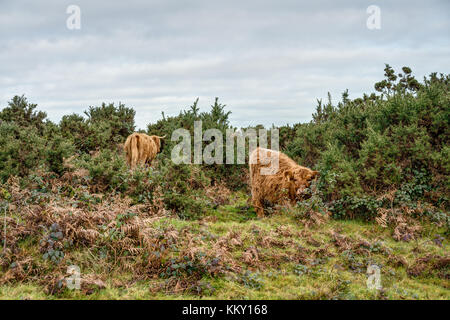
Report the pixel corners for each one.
[151,136,166,153]
[284,168,319,197]
[158,137,165,152]
[151,136,162,153]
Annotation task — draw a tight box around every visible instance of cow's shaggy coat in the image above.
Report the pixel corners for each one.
[249,147,319,217]
[124,133,164,168]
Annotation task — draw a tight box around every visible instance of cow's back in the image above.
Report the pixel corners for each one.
[124,132,158,168]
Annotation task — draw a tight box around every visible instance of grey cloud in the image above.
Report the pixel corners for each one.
[0,0,449,129]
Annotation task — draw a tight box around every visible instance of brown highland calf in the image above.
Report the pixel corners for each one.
[249,147,319,217]
[124,133,165,169]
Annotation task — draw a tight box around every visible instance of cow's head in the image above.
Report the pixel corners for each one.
[151,135,166,153]
[284,168,319,198]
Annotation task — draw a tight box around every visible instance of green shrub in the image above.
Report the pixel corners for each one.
[59,114,91,153]
[59,102,135,153]
[147,98,247,190]
[0,95,47,134]
[330,196,381,220]
[283,67,449,217]
[45,135,75,176]
[156,161,209,219]
[0,65,448,222]
[76,149,128,191]
[0,121,45,181]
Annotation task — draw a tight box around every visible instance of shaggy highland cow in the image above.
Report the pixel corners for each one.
[124,133,165,169]
[249,147,319,217]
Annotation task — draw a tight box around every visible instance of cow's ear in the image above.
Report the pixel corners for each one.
[152,136,160,145]
[297,168,309,180]
[284,170,293,182]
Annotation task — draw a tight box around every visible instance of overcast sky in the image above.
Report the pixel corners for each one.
[1,0,449,129]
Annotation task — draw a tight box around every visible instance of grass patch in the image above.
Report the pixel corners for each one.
[1,191,448,300]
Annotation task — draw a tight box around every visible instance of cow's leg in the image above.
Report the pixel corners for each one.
[252,196,264,218]
[256,207,264,218]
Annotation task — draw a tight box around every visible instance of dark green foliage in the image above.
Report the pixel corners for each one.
[148,97,247,189]
[0,121,45,181]
[283,67,449,218]
[162,252,221,279]
[0,66,448,222]
[45,135,74,176]
[239,270,264,289]
[155,160,210,219]
[147,97,229,157]
[0,96,76,179]
[84,102,135,149]
[59,114,90,152]
[60,102,135,153]
[0,100,135,179]
[330,196,381,220]
[73,151,211,219]
[0,95,47,134]
[41,223,65,264]
[76,149,128,191]
[374,64,421,95]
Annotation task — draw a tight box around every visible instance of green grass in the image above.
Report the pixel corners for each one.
[1,192,449,300]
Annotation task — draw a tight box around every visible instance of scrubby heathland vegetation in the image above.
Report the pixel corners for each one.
[0,65,448,299]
